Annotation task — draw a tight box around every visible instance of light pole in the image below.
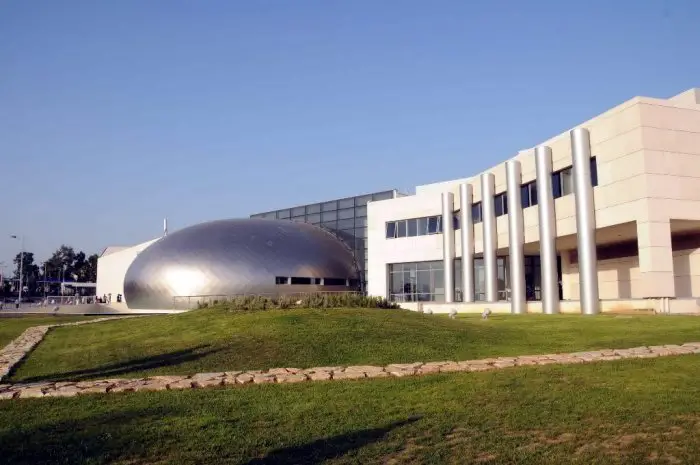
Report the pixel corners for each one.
[10,235,24,305]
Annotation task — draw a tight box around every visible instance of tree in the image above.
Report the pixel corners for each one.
[12,251,40,292]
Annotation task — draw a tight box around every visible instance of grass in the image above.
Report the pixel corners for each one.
[9,307,700,383]
[1,355,700,464]
[0,315,98,347]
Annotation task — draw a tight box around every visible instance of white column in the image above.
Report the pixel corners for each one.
[481,173,498,302]
[506,161,526,314]
[459,183,475,302]
[535,146,560,314]
[442,192,455,303]
[571,128,600,315]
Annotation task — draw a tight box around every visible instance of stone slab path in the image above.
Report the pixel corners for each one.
[1,336,699,400]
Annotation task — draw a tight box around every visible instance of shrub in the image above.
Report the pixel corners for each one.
[209,293,399,312]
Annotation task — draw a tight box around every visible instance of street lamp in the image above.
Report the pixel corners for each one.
[10,235,24,305]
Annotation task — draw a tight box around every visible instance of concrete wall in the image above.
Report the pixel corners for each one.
[96,238,159,308]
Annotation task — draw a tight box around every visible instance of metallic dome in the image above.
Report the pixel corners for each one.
[123,219,359,309]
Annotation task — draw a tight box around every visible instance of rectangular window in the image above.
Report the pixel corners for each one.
[275,276,289,285]
[552,172,562,199]
[307,213,321,224]
[338,208,354,220]
[291,215,306,222]
[397,220,407,238]
[427,216,439,234]
[472,203,482,223]
[291,206,306,217]
[561,168,573,196]
[262,212,276,219]
[453,213,460,230]
[321,211,337,222]
[291,277,312,285]
[590,157,598,187]
[354,227,366,238]
[322,201,337,212]
[337,218,354,230]
[355,217,366,228]
[321,221,336,230]
[407,218,418,237]
[323,278,346,286]
[530,182,538,206]
[306,204,321,214]
[314,278,322,285]
[417,217,428,235]
[355,195,373,207]
[277,210,290,219]
[386,222,396,238]
[355,205,367,217]
[521,185,530,209]
[338,198,354,209]
[494,193,508,217]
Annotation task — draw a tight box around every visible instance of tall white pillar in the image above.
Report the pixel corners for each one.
[535,146,560,314]
[506,160,526,314]
[441,192,455,303]
[459,183,475,302]
[571,128,600,315]
[481,173,498,302]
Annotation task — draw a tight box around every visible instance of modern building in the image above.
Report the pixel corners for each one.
[98,219,360,310]
[366,87,700,314]
[250,190,402,291]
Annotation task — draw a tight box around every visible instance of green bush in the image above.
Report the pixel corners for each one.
[200,293,399,312]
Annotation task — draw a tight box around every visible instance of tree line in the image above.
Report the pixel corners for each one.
[1,245,98,297]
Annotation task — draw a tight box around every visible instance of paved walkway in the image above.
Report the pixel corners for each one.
[1,317,698,399]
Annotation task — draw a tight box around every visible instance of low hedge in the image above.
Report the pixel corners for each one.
[198,293,399,311]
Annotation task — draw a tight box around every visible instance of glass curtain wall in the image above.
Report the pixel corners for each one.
[251,190,396,292]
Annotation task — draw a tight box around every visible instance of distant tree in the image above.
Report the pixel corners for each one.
[12,251,40,293]
[42,246,98,286]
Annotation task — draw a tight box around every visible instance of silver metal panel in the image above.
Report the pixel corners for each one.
[441,192,455,303]
[459,183,475,302]
[535,146,560,314]
[571,128,600,315]
[481,172,498,302]
[506,160,526,314]
[124,219,359,310]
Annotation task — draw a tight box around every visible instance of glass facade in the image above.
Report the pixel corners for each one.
[389,256,547,303]
[250,190,397,291]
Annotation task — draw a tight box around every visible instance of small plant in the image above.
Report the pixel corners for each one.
[209,292,399,312]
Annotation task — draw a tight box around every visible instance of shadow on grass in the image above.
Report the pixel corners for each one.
[244,415,422,465]
[0,406,176,465]
[14,345,221,383]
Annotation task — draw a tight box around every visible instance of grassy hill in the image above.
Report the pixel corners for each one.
[9,307,700,383]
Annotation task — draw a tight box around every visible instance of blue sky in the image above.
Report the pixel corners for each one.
[1,0,698,266]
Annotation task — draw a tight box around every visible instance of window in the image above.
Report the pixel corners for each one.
[388,261,446,302]
[337,218,354,230]
[552,172,562,199]
[307,213,321,224]
[494,193,508,217]
[291,216,305,222]
[560,168,573,196]
[355,217,366,227]
[472,203,482,223]
[338,208,354,220]
[372,191,394,201]
[290,277,312,285]
[355,195,373,206]
[314,278,322,285]
[355,205,367,217]
[324,278,346,286]
[275,276,289,285]
[417,217,428,235]
[322,201,337,211]
[291,206,306,217]
[521,181,538,208]
[407,218,418,237]
[306,204,321,214]
[453,212,460,230]
[397,220,407,238]
[277,210,290,219]
[354,227,366,238]
[338,198,354,209]
[590,157,598,187]
[427,216,440,234]
[321,211,337,222]
[386,222,396,238]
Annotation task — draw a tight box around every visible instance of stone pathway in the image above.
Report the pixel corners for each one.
[0,316,144,383]
[1,340,699,400]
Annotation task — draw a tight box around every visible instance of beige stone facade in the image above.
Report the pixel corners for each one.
[368,88,700,310]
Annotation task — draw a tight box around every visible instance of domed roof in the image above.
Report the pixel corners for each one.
[124,219,359,309]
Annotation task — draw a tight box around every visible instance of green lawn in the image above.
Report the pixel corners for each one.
[2,355,700,464]
[9,307,700,383]
[0,316,98,347]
